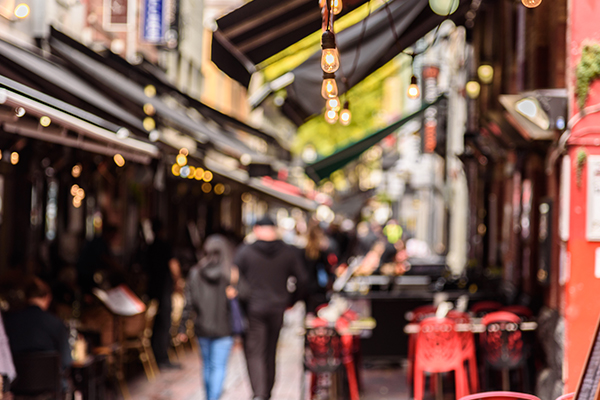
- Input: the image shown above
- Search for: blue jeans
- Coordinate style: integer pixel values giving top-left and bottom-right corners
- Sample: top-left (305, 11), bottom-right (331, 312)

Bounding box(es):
top-left (197, 336), bottom-right (234, 400)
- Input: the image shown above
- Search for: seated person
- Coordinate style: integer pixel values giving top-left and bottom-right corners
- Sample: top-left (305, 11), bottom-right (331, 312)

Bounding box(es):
top-left (3, 277), bottom-right (72, 375)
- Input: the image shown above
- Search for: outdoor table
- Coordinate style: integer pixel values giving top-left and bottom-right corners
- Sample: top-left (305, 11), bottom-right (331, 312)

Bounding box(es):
top-left (403, 319), bottom-right (538, 334)
top-left (303, 317), bottom-right (377, 336)
top-left (71, 354), bottom-right (107, 400)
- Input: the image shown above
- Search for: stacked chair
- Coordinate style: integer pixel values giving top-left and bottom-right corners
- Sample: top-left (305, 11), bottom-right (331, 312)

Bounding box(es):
top-left (480, 311), bottom-right (529, 392)
top-left (413, 317), bottom-right (469, 400)
top-left (448, 310), bottom-right (480, 393)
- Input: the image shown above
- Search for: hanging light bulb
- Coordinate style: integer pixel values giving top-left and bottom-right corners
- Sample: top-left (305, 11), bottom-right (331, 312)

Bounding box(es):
top-left (339, 102), bottom-right (352, 125)
top-left (321, 31), bottom-right (340, 73)
top-left (429, 0), bottom-right (459, 15)
top-left (331, 0), bottom-right (343, 15)
top-left (326, 97), bottom-right (341, 111)
top-left (407, 75), bottom-right (420, 99)
top-left (325, 109), bottom-right (338, 124)
top-left (321, 73), bottom-right (338, 99)
top-left (521, 0), bottom-right (542, 7)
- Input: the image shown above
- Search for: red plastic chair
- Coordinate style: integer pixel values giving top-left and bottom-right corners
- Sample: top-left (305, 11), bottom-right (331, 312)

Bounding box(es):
top-left (480, 312), bottom-right (529, 391)
top-left (470, 301), bottom-right (504, 317)
top-left (500, 305), bottom-right (533, 320)
top-left (458, 391), bottom-right (541, 400)
top-left (448, 310), bottom-right (480, 393)
top-left (407, 305), bottom-right (438, 384)
top-left (414, 317), bottom-right (469, 400)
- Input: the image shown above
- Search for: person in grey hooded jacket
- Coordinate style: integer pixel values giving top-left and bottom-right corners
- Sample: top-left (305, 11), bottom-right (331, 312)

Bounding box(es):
top-left (180, 234), bottom-right (239, 400)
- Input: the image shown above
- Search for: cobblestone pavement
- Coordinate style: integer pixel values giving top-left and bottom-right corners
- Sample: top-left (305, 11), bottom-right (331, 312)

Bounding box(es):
top-left (128, 304), bottom-right (407, 400)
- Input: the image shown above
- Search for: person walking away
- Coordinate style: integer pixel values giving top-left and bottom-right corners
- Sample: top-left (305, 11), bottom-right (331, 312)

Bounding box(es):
top-left (146, 219), bottom-right (182, 369)
top-left (179, 235), bottom-right (238, 400)
top-left (234, 216), bottom-right (308, 400)
top-left (303, 221), bottom-right (336, 314)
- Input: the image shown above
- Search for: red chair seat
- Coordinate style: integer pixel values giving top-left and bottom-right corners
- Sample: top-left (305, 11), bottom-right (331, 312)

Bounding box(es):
top-left (459, 391), bottom-right (541, 400)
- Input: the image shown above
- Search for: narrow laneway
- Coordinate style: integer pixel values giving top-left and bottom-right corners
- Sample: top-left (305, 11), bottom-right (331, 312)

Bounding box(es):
top-left (128, 304), bottom-right (408, 400)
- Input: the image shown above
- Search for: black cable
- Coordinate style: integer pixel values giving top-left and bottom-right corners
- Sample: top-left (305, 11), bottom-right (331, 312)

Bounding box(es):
top-left (339, 0), bottom-right (372, 93)
top-left (384, 0), bottom-right (454, 59)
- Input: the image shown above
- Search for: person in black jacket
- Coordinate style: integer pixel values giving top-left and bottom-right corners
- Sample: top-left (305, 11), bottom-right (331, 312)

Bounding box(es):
top-left (234, 216), bottom-right (308, 400)
top-left (180, 234), bottom-right (237, 400)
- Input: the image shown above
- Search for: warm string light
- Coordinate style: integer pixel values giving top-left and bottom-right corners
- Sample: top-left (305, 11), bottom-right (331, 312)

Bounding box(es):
top-left (331, 0), bottom-right (342, 15)
top-left (326, 97), bottom-right (341, 111)
top-left (13, 3), bottom-right (29, 19)
top-left (339, 101), bottom-right (352, 125)
top-left (321, 73), bottom-right (338, 99)
top-left (407, 75), bottom-right (420, 99)
top-left (325, 109), bottom-right (338, 124)
top-left (321, 31), bottom-right (340, 73)
top-left (521, 0), bottom-right (542, 7)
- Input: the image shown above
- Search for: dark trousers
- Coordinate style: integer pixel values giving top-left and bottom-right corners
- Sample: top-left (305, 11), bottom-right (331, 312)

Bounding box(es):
top-left (244, 309), bottom-right (285, 400)
top-left (151, 290), bottom-right (172, 364)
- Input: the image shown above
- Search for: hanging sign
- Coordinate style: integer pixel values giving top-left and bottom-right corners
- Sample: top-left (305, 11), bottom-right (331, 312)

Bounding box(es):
top-left (143, 0), bottom-right (165, 43)
top-left (104, 0), bottom-right (128, 31)
top-left (420, 65), bottom-right (446, 155)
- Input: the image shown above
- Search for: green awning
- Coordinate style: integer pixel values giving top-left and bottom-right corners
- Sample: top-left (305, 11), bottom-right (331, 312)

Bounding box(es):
top-left (305, 96), bottom-right (445, 182)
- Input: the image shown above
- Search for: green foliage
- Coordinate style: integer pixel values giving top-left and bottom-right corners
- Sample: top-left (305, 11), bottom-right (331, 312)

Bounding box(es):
top-left (576, 42), bottom-right (600, 110)
top-left (576, 147), bottom-right (587, 187)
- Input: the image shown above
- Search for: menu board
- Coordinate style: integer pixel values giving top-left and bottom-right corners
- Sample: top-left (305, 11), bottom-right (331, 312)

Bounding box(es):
top-left (93, 285), bottom-right (146, 316)
top-left (575, 315), bottom-right (600, 400)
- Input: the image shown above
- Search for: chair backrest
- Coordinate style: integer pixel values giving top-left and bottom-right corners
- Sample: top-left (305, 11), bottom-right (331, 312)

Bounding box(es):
top-left (415, 317), bottom-right (463, 373)
top-left (448, 310), bottom-right (475, 352)
top-left (481, 311), bottom-right (526, 369)
top-left (410, 305), bottom-right (438, 322)
top-left (458, 391), bottom-right (541, 400)
top-left (500, 305), bottom-right (533, 320)
top-left (10, 351), bottom-right (61, 397)
top-left (470, 301), bottom-right (504, 317)
top-left (304, 325), bottom-right (342, 373)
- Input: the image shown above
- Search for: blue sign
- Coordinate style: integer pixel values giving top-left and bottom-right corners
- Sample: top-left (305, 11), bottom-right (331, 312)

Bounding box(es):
top-left (143, 0), bottom-right (164, 43)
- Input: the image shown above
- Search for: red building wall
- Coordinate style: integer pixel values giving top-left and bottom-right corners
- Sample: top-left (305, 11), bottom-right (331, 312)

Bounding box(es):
top-left (565, 0), bottom-right (600, 391)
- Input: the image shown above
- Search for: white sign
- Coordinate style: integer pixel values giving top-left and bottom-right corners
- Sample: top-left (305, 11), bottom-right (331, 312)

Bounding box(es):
top-left (596, 247), bottom-right (600, 279)
top-left (559, 155), bottom-right (570, 241)
top-left (587, 155), bottom-right (600, 241)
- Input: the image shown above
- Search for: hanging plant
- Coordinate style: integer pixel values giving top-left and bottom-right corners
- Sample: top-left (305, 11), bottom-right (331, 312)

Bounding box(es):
top-left (576, 148), bottom-right (587, 187)
top-left (576, 42), bottom-right (600, 110)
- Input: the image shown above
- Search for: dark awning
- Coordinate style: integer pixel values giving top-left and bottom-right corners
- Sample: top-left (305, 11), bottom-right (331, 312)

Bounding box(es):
top-left (305, 96), bottom-right (443, 181)
top-left (211, 0), bottom-right (371, 87)
top-left (0, 38), bottom-right (146, 133)
top-left (0, 85), bottom-right (159, 163)
top-left (48, 28), bottom-right (287, 155)
top-left (47, 36), bottom-right (271, 162)
top-left (284, 0), bottom-right (470, 122)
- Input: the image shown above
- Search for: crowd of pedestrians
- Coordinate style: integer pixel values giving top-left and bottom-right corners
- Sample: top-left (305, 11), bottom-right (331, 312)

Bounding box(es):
top-left (0, 213), bottom-right (363, 400)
